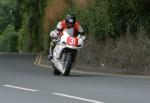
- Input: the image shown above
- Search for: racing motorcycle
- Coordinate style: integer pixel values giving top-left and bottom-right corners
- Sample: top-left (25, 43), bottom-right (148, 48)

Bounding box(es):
top-left (51, 28), bottom-right (85, 76)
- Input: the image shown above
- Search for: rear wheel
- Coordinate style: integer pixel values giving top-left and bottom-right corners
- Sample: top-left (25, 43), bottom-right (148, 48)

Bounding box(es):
top-left (52, 63), bottom-right (61, 75)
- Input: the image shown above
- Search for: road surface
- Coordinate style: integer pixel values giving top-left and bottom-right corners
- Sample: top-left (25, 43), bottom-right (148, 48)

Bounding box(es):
top-left (0, 53), bottom-right (150, 103)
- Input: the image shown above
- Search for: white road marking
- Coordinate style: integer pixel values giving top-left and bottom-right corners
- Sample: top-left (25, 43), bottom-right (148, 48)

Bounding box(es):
top-left (52, 93), bottom-right (104, 103)
top-left (3, 85), bottom-right (39, 92)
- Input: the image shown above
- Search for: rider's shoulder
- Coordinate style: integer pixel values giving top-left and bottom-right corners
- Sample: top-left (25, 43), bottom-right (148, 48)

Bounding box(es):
top-left (75, 21), bottom-right (81, 26)
top-left (57, 20), bottom-right (65, 29)
top-left (59, 20), bottom-right (66, 27)
top-left (59, 20), bottom-right (65, 24)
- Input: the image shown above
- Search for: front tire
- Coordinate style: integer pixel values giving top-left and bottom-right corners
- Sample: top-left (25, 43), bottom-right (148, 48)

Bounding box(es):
top-left (62, 54), bottom-right (73, 76)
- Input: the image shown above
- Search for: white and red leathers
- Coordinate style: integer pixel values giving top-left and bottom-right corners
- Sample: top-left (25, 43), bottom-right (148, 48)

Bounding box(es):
top-left (50, 20), bottom-right (84, 38)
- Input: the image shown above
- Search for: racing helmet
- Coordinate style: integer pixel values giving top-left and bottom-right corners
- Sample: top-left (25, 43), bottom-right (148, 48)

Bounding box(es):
top-left (65, 14), bottom-right (76, 28)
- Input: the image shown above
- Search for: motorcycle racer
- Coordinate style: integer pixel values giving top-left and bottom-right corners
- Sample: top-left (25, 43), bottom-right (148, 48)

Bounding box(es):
top-left (48, 14), bottom-right (86, 59)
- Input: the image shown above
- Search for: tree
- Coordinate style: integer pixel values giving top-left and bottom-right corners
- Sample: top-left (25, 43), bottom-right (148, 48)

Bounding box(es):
top-left (0, 1), bottom-right (14, 33)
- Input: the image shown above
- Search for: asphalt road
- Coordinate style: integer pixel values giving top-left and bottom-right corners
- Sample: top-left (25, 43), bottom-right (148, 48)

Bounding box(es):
top-left (0, 53), bottom-right (150, 103)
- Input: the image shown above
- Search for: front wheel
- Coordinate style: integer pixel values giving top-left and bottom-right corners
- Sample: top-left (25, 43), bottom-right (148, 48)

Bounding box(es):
top-left (62, 54), bottom-right (73, 76)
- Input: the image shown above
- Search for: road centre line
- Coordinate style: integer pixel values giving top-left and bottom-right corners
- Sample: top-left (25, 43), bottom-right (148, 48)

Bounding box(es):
top-left (3, 84), bottom-right (104, 103)
top-left (3, 85), bottom-right (39, 92)
top-left (52, 93), bottom-right (104, 103)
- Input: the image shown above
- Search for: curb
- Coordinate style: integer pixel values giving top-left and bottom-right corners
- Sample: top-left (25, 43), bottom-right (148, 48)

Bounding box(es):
top-left (34, 54), bottom-right (150, 79)
top-left (34, 53), bottom-right (52, 68)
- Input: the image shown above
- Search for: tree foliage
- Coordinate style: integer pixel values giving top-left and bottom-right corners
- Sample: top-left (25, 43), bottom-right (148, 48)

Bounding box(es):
top-left (68, 0), bottom-right (150, 40)
top-left (0, 0), bottom-right (48, 52)
top-left (0, 27), bottom-right (18, 52)
top-left (0, 0), bottom-right (14, 33)
top-left (13, 0), bottom-right (48, 52)
top-left (0, 0), bottom-right (150, 52)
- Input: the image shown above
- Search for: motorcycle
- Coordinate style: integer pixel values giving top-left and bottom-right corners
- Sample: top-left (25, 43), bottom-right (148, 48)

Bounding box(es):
top-left (51, 28), bottom-right (85, 76)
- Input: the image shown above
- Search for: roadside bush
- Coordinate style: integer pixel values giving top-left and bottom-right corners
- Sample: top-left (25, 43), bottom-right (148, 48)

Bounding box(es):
top-left (65, 0), bottom-right (150, 74)
top-left (0, 27), bottom-right (18, 52)
top-left (7, 32), bottom-right (18, 52)
top-left (66, 0), bottom-right (150, 39)
top-left (66, 0), bottom-right (113, 40)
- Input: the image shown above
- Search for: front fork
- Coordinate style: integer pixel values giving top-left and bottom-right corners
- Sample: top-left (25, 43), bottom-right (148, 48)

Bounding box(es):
top-left (61, 50), bottom-right (77, 66)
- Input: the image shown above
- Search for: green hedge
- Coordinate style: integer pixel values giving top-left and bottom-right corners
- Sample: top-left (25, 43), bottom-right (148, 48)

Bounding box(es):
top-left (0, 27), bottom-right (18, 52)
top-left (66, 0), bottom-right (150, 40)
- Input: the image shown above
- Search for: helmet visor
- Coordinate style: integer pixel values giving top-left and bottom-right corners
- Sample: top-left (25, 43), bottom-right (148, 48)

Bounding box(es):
top-left (66, 19), bottom-right (75, 28)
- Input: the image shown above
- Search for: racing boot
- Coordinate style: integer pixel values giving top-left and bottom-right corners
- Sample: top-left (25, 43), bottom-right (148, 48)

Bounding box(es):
top-left (47, 47), bottom-right (53, 60)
